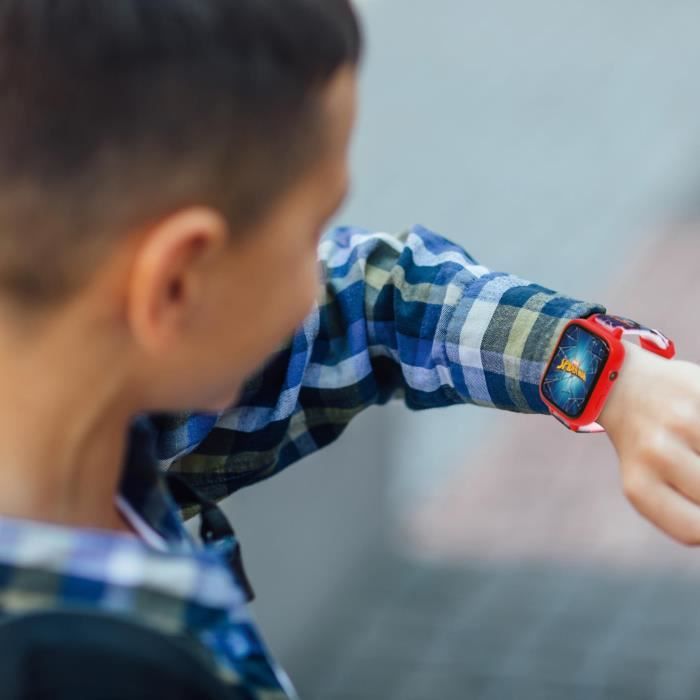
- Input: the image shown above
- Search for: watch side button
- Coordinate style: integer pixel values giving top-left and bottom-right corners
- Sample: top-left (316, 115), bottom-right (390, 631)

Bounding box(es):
top-left (609, 371), bottom-right (619, 381)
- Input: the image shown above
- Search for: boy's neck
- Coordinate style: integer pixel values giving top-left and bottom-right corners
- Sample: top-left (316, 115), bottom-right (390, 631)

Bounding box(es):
top-left (0, 311), bottom-right (137, 533)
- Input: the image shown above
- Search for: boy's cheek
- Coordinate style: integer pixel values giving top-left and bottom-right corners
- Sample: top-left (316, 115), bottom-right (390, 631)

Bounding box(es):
top-left (188, 254), bottom-right (320, 409)
top-left (206, 383), bottom-right (244, 412)
top-left (269, 260), bottom-right (320, 338)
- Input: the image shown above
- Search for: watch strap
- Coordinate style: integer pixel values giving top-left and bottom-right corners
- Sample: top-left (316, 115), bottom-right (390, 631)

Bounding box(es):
top-left (591, 314), bottom-right (676, 359)
top-left (552, 413), bottom-right (605, 434)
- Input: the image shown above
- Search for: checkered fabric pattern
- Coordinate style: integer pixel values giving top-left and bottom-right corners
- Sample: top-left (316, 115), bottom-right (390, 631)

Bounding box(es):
top-left (156, 225), bottom-right (604, 502)
top-left (0, 225), bottom-right (603, 698)
top-left (0, 418), bottom-right (296, 699)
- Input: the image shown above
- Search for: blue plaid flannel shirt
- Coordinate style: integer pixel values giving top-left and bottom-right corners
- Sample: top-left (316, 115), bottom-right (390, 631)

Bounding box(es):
top-left (0, 225), bottom-right (604, 698)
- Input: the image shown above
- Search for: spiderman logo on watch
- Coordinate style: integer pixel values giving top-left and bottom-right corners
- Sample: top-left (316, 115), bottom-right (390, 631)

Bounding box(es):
top-left (541, 324), bottom-right (610, 419)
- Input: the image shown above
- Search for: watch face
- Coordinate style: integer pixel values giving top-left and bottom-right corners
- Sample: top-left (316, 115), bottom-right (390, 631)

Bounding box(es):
top-left (541, 324), bottom-right (611, 419)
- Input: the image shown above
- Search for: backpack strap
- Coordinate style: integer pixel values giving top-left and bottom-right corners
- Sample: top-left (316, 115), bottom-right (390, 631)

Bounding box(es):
top-left (0, 609), bottom-right (246, 700)
top-left (166, 472), bottom-right (256, 603)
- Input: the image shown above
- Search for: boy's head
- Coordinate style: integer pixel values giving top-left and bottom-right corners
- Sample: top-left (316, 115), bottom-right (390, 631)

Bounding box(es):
top-left (0, 0), bottom-right (361, 412)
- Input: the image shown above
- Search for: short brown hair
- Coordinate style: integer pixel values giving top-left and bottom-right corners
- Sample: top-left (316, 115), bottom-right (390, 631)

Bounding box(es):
top-left (0, 0), bottom-right (362, 305)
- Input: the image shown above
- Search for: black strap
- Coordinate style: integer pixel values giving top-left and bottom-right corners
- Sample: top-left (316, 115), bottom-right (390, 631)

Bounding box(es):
top-left (0, 610), bottom-right (246, 699)
top-left (166, 472), bottom-right (256, 603)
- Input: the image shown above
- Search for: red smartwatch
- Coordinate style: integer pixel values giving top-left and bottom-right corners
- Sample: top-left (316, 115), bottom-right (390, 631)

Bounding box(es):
top-left (539, 314), bottom-right (676, 433)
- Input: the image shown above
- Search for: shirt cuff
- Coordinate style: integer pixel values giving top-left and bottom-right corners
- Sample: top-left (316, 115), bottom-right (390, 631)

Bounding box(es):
top-left (446, 270), bottom-right (606, 414)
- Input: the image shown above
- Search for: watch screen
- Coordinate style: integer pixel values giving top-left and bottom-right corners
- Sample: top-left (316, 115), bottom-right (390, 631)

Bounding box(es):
top-left (541, 324), bottom-right (610, 419)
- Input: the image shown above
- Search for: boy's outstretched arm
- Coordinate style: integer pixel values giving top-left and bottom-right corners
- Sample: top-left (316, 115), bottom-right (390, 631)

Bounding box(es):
top-left (153, 225), bottom-right (603, 498)
top-left (153, 225), bottom-right (700, 546)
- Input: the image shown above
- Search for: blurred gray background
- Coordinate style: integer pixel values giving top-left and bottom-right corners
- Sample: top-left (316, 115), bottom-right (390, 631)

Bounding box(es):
top-left (224, 2), bottom-right (700, 698)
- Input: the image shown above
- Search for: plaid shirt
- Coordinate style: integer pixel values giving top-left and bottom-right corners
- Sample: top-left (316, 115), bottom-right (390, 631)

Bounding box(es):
top-left (0, 225), bottom-right (603, 698)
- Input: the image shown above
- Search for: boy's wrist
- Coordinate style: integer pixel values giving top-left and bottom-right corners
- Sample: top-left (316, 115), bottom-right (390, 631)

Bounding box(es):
top-left (597, 340), bottom-right (645, 433)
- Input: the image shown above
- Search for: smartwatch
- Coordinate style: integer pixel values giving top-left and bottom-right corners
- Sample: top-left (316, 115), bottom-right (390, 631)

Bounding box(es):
top-left (539, 314), bottom-right (676, 433)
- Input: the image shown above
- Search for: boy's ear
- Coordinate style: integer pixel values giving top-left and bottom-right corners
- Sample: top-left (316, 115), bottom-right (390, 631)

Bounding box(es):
top-left (127, 207), bottom-right (229, 353)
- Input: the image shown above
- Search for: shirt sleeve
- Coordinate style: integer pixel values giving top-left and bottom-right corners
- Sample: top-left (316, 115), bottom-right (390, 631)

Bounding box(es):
top-left (152, 224), bottom-right (604, 500)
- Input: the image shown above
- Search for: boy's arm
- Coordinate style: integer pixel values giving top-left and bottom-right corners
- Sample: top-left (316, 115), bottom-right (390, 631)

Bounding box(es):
top-left (152, 225), bottom-right (603, 502)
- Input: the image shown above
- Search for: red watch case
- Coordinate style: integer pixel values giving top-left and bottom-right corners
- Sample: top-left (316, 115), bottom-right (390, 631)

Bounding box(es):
top-left (539, 316), bottom-right (627, 433)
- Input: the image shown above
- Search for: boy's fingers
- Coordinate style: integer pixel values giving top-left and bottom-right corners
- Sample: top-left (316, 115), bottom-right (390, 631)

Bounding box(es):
top-left (625, 475), bottom-right (700, 546)
top-left (690, 416), bottom-right (700, 456)
top-left (666, 396), bottom-right (700, 455)
top-left (655, 442), bottom-right (700, 507)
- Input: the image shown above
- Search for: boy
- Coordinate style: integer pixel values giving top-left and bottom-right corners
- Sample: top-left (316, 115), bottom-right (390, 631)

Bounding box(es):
top-left (0, 0), bottom-right (699, 697)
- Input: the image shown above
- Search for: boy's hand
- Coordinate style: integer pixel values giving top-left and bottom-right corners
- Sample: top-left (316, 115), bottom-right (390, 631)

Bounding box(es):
top-left (599, 342), bottom-right (700, 545)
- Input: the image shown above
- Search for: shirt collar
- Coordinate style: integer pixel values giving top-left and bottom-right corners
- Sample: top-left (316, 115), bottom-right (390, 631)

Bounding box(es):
top-left (0, 415), bottom-right (247, 634)
top-left (119, 415), bottom-right (193, 546)
top-left (0, 510), bottom-right (247, 634)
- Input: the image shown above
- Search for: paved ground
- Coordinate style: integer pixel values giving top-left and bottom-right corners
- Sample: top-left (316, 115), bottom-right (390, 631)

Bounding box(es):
top-left (302, 559), bottom-right (700, 700)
